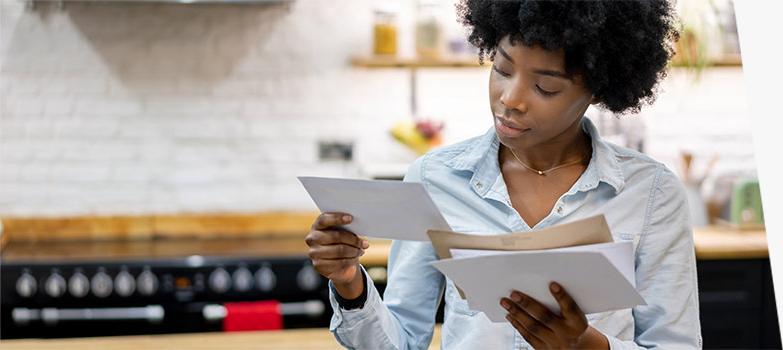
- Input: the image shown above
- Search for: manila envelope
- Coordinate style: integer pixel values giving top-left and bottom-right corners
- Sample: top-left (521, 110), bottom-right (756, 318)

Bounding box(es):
top-left (427, 214), bottom-right (614, 298)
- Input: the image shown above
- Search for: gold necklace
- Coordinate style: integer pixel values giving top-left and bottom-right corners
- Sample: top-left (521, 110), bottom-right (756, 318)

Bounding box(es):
top-left (508, 147), bottom-right (586, 176)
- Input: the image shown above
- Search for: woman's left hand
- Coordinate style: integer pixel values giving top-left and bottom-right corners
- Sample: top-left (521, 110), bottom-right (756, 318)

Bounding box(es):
top-left (500, 282), bottom-right (608, 349)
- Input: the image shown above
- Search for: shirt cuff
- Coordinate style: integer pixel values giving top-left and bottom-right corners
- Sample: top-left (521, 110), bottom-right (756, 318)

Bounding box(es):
top-left (604, 332), bottom-right (638, 350)
top-left (332, 268), bottom-right (368, 310)
top-left (328, 265), bottom-right (381, 331)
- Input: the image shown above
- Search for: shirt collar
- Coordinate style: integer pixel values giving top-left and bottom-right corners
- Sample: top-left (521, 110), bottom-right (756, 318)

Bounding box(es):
top-left (443, 117), bottom-right (625, 195)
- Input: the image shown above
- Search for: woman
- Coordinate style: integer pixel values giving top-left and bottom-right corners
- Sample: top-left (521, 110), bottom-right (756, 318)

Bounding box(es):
top-left (305, 1), bottom-right (701, 349)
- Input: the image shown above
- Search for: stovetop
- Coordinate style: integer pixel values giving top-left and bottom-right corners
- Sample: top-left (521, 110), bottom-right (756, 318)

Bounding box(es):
top-left (0, 237), bottom-right (330, 339)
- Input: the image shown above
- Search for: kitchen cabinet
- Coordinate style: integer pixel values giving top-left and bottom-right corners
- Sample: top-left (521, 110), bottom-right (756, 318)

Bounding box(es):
top-left (698, 258), bottom-right (781, 348)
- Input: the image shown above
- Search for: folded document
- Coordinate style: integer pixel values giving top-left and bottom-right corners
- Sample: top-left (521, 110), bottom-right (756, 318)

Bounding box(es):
top-left (432, 241), bottom-right (646, 323)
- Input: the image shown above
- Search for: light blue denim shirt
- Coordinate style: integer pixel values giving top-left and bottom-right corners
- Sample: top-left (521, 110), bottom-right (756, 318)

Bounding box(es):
top-left (327, 117), bottom-right (702, 349)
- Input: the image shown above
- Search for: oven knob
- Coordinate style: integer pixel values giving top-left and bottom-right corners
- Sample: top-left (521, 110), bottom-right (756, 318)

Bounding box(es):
top-left (137, 269), bottom-right (158, 296)
top-left (115, 269), bottom-right (136, 297)
top-left (209, 267), bottom-right (231, 293)
top-left (15, 272), bottom-right (37, 298)
top-left (232, 266), bottom-right (253, 292)
top-left (68, 271), bottom-right (90, 298)
top-left (44, 272), bottom-right (67, 298)
top-left (297, 264), bottom-right (321, 291)
top-left (91, 270), bottom-right (113, 298)
top-left (255, 265), bottom-right (276, 292)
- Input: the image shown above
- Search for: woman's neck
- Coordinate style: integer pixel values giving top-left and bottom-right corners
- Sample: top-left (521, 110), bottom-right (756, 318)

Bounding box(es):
top-left (500, 118), bottom-right (592, 171)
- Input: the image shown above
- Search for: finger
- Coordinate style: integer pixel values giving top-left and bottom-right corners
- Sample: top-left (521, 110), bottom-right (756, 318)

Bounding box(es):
top-left (549, 282), bottom-right (588, 327)
top-left (313, 212), bottom-right (352, 230)
top-left (509, 291), bottom-right (563, 332)
top-left (320, 230), bottom-right (369, 249)
top-left (312, 257), bottom-right (359, 275)
top-left (505, 313), bottom-right (550, 349)
top-left (309, 244), bottom-right (364, 260)
top-left (501, 298), bottom-right (557, 344)
top-left (306, 229), bottom-right (368, 249)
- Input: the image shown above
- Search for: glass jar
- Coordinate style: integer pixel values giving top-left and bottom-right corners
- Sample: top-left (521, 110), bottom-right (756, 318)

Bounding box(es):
top-left (373, 5), bottom-right (398, 56)
top-left (415, 0), bottom-right (444, 59)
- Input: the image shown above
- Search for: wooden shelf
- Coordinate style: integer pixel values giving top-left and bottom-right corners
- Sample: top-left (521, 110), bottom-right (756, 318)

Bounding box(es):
top-left (350, 52), bottom-right (741, 123)
top-left (353, 54), bottom-right (742, 69)
top-left (670, 53), bottom-right (743, 67)
top-left (350, 55), bottom-right (485, 68)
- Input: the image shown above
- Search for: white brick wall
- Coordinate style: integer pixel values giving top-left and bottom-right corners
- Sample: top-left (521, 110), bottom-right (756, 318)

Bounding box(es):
top-left (0, 0), bottom-right (756, 216)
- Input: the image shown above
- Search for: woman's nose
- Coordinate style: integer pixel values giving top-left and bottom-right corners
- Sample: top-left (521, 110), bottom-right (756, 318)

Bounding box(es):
top-left (500, 86), bottom-right (528, 114)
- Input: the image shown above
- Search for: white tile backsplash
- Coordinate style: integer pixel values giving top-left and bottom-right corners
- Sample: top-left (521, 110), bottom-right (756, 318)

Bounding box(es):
top-left (0, 0), bottom-right (756, 216)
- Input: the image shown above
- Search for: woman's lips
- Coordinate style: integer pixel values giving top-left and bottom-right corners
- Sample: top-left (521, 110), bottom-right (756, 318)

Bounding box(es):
top-left (495, 117), bottom-right (531, 137)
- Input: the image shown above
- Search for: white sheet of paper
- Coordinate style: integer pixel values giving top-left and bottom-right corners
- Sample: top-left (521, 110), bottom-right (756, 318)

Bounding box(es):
top-left (298, 176), bottom-right (451, 241)
top-left (431, 249), bottom-right (646, 322)
top-left (450, 241), bottom-right (636, 287)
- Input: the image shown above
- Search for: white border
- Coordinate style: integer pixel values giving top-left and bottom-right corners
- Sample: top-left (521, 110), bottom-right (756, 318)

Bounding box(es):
top-left (734, 0), bottom-right (783, 341)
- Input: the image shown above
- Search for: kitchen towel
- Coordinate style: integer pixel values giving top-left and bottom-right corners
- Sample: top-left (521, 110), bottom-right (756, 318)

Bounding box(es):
top-left (223, 300), bottom-right (282, 332)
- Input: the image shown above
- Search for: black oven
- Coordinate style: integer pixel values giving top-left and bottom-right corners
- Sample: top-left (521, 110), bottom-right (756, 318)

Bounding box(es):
top-left (0, 238), bottom-right (332, 339)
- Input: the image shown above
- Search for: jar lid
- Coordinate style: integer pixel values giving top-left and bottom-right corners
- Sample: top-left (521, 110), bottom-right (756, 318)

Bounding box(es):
top-left (374, 1), bottom-right (400, 15)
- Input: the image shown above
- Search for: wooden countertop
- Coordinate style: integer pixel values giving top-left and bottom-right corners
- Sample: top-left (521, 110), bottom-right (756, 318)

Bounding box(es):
top-left (692, 225), bottom-right (768, 260)
top-left (1, 226), bottom-right (767, 265)
top-left (0, 213), bottom-right (768, 263)
top-left (0, 326), bottom-right (442, 350)
top-left (361, 225), bottom-right (771, 264)
top-left (0, 236), bottom-right (391, 267)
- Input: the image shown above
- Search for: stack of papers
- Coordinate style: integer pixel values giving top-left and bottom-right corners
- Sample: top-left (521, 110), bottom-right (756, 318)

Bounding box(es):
top-left (299, 176), bottom-right (646, 322)
top-left (435, 242), bottom-right (644, 322)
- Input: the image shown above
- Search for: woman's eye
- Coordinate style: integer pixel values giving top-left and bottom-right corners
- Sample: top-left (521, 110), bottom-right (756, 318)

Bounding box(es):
top-left (492, 65), bottom-right (511, 77)
top-left (536, 85), bottom-right (559, 96)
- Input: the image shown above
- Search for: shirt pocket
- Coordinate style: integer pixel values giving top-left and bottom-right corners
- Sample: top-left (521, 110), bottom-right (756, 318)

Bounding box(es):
top-left (615, 231), bottom-right (641, 251)
top-left (445, 278), bottom-right (479, 316)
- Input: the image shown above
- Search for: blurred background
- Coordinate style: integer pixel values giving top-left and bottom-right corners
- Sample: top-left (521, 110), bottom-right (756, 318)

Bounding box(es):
top-left (0, 0), bottom-right (776, 349)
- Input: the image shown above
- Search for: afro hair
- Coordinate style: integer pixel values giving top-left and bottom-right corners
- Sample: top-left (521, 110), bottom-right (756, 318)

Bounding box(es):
top-left (457, 0), bottom-right (680, 114)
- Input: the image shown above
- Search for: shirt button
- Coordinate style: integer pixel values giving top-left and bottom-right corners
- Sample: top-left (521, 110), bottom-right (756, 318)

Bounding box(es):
top-left (475, 182), bottom-right (483, 189)
top-left (556, 206), bottom-right (563, 215)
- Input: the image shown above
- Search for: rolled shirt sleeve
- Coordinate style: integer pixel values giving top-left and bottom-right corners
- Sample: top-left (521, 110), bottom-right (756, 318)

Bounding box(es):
top-left (605, 166), bottom-right (702, 349)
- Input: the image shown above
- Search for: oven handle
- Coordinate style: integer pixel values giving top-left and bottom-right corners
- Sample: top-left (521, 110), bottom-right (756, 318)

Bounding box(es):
top-left (12, 305), bottom-right (165, 325)
top-left (202, 300), bottom-right (325, 321)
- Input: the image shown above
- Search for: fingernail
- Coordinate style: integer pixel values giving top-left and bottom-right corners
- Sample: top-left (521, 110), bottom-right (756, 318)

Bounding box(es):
top-left (362, 240), bottom-right (370, 249)
top-left (500, 300), bottom-right (510, 309)
top-left (342, 215), bottom-right (351, 223)
top-left (511, 293), bottom-right (522, 303)
top-left (550, 282), bottom-right (561, 293)
top-left (360, 249), bottom-right (365, 256)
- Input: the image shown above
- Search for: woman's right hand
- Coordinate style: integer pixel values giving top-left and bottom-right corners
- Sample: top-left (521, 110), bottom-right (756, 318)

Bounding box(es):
top-left (305, 212), bottom-right (369, 299)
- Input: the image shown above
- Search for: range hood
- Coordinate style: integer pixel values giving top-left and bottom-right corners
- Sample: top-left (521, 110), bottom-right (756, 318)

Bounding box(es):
top-left (27, 0), bottom-right (292, 5)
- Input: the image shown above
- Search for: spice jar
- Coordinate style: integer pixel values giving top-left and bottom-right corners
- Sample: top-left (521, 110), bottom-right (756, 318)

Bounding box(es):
top-left (373, 4), bottom-right (399, 56)
top-left (415, 0), bottom-right (444, 59)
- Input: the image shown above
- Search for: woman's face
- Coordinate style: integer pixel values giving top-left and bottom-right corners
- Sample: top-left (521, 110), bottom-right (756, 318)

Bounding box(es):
top-left (489, 36), bottom-right (595, 150)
